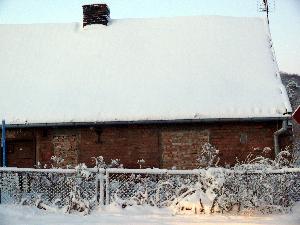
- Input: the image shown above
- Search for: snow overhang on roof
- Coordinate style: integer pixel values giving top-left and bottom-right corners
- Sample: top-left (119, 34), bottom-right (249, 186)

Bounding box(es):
top-left (0, 16), bottom-right (292, 125)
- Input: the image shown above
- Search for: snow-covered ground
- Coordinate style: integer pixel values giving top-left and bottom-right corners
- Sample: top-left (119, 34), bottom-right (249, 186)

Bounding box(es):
top-left (1, 203), bottom-right (300, 225)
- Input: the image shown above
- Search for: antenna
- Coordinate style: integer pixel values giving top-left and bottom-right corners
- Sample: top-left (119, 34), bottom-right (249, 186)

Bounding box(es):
top-left (264, 0), bottom-right (269, 24)
top-left (257, 0), bottom-right (275, 24)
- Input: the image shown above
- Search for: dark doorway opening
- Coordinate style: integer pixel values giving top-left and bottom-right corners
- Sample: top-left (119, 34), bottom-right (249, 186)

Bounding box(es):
top-left (6, 140), bottom-right (36, 168)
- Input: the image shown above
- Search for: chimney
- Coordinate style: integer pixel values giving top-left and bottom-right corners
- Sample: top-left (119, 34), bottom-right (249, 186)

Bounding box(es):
top-left (82, 4), bottom-right (110, 27)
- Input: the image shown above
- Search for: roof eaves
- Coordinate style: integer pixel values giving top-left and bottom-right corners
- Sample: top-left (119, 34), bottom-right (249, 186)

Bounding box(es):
top-left (2, 116), bottom-right (291, 129)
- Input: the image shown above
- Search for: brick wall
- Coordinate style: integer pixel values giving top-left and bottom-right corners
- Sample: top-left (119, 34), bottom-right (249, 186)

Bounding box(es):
top-left (79, 125), bottom-right (160, 168)
top-left (1, 120), bottom-right (291, 169)
top-left (161, 129), bottom-right (209, 169)
top-left (52, 129), bottom-right (80, 167)
top-left (34, 128), bottom-right (80, 167)
top-left (208, 122), bottom-right (277, 166)
top-left (35, 129), bottom-right (54, 166)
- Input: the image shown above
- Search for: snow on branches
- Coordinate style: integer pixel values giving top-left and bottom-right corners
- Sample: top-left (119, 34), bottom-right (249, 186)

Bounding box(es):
top-left (0, 145), bottom-right (299, 216)
top-left (197, 143), bottom-right (220, 168)
top-left (92, 156), bottom-right (123, 169)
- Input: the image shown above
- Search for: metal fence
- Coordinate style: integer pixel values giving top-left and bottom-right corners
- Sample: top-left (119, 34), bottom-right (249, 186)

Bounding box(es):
top-left (1, 167), bottom-right (300, 213)
top-left (0, 168), bottom-right (100, 208)
top-left (105, 169), bottom-right (200, 207)
top-left (105, 168), bottom-right (300, 213)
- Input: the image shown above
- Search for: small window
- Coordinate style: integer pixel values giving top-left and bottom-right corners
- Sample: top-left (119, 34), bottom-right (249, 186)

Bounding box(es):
top-left (240, 133), bottom-right (247, 145)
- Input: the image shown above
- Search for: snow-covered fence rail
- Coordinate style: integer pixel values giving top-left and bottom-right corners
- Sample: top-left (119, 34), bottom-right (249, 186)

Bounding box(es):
top-left (1, 167), bottom-right (300, 214)
top-left (0, 167), bottom-right (101, 210)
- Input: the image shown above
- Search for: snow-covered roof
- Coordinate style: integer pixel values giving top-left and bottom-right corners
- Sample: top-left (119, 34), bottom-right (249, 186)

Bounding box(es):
top-left (0, 16), bottom-right (292, 125)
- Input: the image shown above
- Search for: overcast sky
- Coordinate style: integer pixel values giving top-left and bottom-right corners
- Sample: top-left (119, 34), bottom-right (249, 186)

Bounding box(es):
top-left (0, 0), bottom-right (299, 74)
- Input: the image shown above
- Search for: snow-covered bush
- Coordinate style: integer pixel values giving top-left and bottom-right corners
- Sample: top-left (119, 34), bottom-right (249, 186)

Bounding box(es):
top-left (234, 146), bottom-right (298, 171)
top-left (107, 168), bottom-right (227, 214)
top-left (0, 145), bottom-right (299, 216)
top-left (109, 173), bottom-right (156, 208)
top-left (216, 169), bottom-right (299, 214)
top-left (197, 143), bottom-right (220, 168)
top-left (75, 163), bottom-right (92, 180)
top-left (0, 166), bottom-right (98, 215)
top-left (65, 170), bottom-right (91, 216)
top-left (213, 146), bottom-right (300, 214)
top-left (107, 144), bottom-right (299, 215)
top-left (107, 167), bottom-right (299, 215)
top-left (92, 156), bottom-right (123, 169)
top-left (63, 163), bottom-right (98, 215)
top-left (137, 159), bottom-right (145, 169)
top-left (35, 155), bottom-right (73, 169)
top-left (50, 156), bottom-right (65, 169)
top-left (92, 156), bottom-right (106, 168)
top-left (170, 168), bottom-right (226, 214)
top-left (65, 188), bottom-right (90, 215)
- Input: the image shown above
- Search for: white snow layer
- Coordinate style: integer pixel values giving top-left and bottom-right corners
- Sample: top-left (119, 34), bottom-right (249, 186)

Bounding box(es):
top-left (0, 16), bottom-right (292, 124)
top-left (1, 203), bottom-right (300, 225)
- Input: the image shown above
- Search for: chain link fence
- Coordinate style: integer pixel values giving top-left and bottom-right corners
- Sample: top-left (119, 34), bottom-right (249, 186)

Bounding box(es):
top-left (105, 168), bottom-right (300, 213)
top-left (0, 168), bottom-right (100, 209)
top-left (216, 170), bottom-right (300, 213)
top-left (1, 167), bottom-right (300, 214)
top-left (105, 169), bottom-right (200, 207)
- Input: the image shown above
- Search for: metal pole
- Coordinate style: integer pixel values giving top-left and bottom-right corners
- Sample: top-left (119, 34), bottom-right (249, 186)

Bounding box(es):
top-left (105, 170), bottom-right (110, 205)
top-left (1, 120), bottom-right (6, 167)
top-left (99, 170), bottom-right (104, 207)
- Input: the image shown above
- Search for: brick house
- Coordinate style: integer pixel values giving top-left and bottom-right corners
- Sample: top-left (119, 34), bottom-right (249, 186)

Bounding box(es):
top-left (0, 5), bottom-right (292, 169)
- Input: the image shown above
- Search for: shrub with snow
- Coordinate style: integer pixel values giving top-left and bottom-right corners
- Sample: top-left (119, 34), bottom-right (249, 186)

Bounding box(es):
top-left (92, 156), bottom-right (123, 169)
top-left (107, 144), bottom-right (299, 215)
top-left (0, 146), bottom-right (299, 216)
top-left (197, 143), bottom-right (220, 168)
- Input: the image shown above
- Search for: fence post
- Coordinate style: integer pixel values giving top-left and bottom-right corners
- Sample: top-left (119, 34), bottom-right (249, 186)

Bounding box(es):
top-left (95, 172), bottom-right (99, 205)
top-left (105, 170), bottom-right (110, 205)
top-left (99, 169), bottom-right (104, 207)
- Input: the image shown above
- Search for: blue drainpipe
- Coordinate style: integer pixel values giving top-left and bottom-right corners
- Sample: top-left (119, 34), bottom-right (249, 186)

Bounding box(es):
top-left (1, 120), bottom-right (6, 167)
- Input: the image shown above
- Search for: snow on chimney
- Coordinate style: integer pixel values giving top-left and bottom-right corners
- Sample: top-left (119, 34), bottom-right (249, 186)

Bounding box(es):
top-left (82, 4), bottom-right (110, 27)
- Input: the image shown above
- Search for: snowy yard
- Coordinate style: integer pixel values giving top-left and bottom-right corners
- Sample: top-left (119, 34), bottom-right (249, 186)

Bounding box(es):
top-left (1, 203), bottom-right (300, 225)
top-left (1, 160), bottom-right (299, 225)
